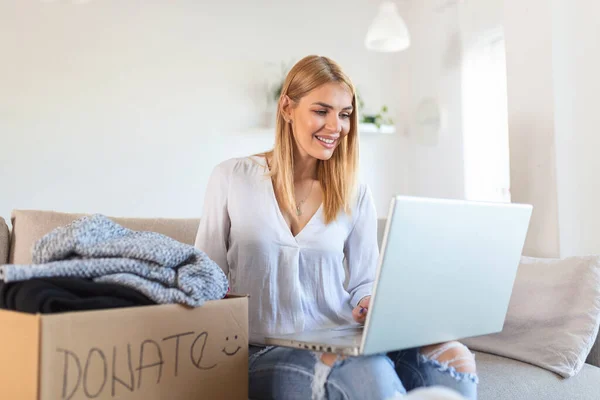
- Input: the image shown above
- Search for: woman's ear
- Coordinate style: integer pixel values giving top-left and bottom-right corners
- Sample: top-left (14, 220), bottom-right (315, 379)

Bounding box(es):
top-left (279, 95), bottom-right (294, 123)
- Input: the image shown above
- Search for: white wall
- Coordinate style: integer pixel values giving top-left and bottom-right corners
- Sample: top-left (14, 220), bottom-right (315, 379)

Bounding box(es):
top-left (501, 1), bottom-right (600, 258)
top-left (503, 0), bottom-right (560, 257)
top-left (401, 1), bottom-right (465, 199)
top-left (0, 0), bottom-right (410, 223)
top-left (551, 1), bottom-right (600, 257)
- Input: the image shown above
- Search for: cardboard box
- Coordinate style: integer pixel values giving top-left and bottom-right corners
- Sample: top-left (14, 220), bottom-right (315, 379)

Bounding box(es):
top-left (0, 296), bottom-right (248, 400)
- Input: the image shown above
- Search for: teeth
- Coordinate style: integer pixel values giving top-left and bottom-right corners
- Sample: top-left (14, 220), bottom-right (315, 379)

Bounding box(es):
top-left (316, 136), bottom-right (335, 144)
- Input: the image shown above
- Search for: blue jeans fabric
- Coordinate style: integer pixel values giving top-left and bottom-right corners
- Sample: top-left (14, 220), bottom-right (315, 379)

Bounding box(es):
top-left (248, 345), bottom-right (478, 400)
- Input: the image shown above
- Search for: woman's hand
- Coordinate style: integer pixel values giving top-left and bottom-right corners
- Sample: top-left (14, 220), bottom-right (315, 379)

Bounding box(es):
top-left (352, 295), bottom-right (371, 324)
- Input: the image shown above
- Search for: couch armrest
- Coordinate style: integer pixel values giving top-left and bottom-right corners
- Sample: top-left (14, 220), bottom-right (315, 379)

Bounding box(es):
top-left (0, 217), bottom-right (9, 265)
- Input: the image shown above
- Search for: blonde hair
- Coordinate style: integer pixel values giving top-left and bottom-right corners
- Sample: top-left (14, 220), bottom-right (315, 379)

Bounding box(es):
top-left (260, 55), bottom-right (359, 224)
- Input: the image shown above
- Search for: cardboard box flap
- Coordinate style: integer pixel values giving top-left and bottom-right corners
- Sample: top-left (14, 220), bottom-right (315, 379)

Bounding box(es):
top-left (40, 298), bottom-right (248, 400)
top-left (0, 310), bottom-right (41, 400)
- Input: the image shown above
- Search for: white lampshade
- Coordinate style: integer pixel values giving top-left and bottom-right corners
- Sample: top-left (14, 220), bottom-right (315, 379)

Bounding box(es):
top-left (365, 1), bottom-right (411, 52)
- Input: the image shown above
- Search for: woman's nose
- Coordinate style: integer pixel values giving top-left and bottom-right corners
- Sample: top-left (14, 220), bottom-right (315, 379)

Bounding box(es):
top-left (325, 114), bottom-right (342, 133)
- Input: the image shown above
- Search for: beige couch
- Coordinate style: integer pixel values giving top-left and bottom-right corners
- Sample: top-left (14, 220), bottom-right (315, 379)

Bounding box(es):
top-left (1, 210), bottom-right (599, 400)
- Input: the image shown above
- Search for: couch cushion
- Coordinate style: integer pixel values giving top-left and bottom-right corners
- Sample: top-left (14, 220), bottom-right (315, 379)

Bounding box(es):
top-left (0, 217), bottom-right (9, 265)
top-left (475, 351), bottom-right (600, 400)
top-left (9, 210), bottom-right (200, 264)
top-left (463, 255), bottom-right (600, 378)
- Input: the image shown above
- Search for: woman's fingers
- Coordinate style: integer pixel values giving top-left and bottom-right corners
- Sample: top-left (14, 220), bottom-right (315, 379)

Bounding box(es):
top-left (352, 295), bottom-right (371, 323)
top-left (352, 304), bottom-right (368, 323)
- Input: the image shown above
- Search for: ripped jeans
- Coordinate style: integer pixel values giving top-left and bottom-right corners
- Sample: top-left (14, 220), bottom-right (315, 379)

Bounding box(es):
top-left (248, 343), bottom-right (478, 400)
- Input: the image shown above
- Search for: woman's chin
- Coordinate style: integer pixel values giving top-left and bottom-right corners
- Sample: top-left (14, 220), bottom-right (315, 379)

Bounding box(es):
top-left (308, 148), bottom-right (335, 161)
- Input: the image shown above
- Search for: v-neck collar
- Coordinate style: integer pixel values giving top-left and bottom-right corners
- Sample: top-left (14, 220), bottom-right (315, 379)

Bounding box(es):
top-left (252, 156), bottom-right (323, 242)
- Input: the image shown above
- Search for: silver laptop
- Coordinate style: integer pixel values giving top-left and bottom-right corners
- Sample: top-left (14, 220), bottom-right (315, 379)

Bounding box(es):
top-left (264, 195), bottom-right (533, 356)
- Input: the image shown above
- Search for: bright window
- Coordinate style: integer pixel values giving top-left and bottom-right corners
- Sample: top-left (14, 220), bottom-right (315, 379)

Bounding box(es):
top-left (462, 28), bottom-right (511, 203)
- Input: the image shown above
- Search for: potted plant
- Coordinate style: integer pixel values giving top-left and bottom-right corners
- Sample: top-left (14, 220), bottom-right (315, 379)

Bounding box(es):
top-left (357, 90), bottom-right (394, 130)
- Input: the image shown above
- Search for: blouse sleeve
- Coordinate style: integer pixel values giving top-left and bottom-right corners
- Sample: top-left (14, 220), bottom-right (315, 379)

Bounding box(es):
top-left (194, 160), bottom-right (232, 277)
top-left (344, 184), bottom-right (380, 307)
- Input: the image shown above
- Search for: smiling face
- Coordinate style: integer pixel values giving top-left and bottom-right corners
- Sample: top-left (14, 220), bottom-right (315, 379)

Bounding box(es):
top-left (222, 334), bottom-right (241, 356)
top-left (282, 82), bottom-right (354, 161)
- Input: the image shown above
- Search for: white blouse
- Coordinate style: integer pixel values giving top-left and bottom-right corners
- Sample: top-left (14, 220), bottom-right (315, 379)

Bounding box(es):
top-left (194, 156), bottom-right (379, 344)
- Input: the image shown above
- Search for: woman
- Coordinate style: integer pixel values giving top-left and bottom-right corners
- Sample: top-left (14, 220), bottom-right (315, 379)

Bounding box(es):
top-left (195, 55), bottom-right (478, 400)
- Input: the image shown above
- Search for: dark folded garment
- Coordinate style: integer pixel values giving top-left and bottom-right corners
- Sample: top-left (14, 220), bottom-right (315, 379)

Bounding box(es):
top-left (0, 277), bottom-right (156, 314)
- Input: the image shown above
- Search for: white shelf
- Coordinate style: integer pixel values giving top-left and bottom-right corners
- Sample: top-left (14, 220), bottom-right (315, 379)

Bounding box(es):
top-left (358, 123), bottom-right (396, 135)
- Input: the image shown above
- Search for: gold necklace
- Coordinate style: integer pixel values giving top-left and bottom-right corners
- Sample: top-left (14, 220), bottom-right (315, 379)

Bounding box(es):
top-left (295, 180), bottom-right (315, 217)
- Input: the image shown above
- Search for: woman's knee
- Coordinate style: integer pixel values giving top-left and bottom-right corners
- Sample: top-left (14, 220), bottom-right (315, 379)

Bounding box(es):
top-left (319, 352), bottom-right (344, 366)
top-left (417, 342), bottom-right (478, 400)
top-left (420, 341), bottom-right (477, 373)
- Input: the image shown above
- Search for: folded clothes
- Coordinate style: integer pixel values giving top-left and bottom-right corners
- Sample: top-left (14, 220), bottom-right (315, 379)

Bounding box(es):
top-left (0, 277), bottom-right (155, 314)
top-left (0, 214), bottom-right (229, 307)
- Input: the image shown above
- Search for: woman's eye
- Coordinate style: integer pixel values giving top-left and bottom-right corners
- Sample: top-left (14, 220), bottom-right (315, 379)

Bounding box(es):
top-left (314, 110), bottom-right (327, 116)
top-left (341, 113), bottom-right (351, 119)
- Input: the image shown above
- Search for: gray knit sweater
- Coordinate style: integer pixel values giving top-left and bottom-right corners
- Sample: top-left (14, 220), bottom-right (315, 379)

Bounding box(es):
top-left (0, 214), bottom-right (228, 306)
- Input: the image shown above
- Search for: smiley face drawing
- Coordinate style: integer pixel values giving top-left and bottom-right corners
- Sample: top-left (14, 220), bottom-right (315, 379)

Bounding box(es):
top-left (222, 335), bottom-right (242, 356)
